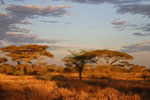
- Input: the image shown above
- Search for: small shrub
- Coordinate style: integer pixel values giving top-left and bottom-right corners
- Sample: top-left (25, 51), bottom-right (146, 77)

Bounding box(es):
top-left (89, 73), bottom-right (97, 78)
top-left (0, 64), bottom-right (15, 75)
top-left (63, 67), bottom-right (72, 73)
top-left (37, 73), bottom-right (53, 81)
top-left (33, 67), bottom-right (45, 75)
top-left (100, 76), bottom-right (112, 80)
top-left (51, 75), bottom-right (65, 81)
top-left (13, 70), bottom-right (24, 76)
top-left (141, 73), bottom-right (149, 80)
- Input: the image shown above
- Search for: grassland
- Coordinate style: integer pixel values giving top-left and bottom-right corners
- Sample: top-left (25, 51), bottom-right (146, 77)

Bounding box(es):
top-left (0, 72), bottom-right (150, 100)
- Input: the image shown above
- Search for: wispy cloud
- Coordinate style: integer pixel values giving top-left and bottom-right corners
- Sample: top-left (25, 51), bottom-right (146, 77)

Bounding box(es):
top-left (65, 0), bottom-right (150, 37)
top-left (40, 20), bottom-right (60, 23)
top-left (48, 45), bottom-right (73, 51)
top-left (112, 19), bottom-right (126, 25)
top-left (116, 4), bottom-right (150, 36)
top-left (136, 24), bottom-right (150, 32)
top-left (9, 25), bottom-right (31, 33)
top-left (117, 4), bottom-right (150, 18)
top-left (6, 5), bottom-right (72, 17)
top-left (0, 4), bottom-right (72, 46)
top-left (5, 33), bottom-right (69, 44)
top-left (54, 0), bottom-right (145, 5)
top-left (133, 32), bottom-right (150, 37)
top-left (111, 19), bottom-right (128, 31)
top-left (121, 41), bottom-right (150, 53)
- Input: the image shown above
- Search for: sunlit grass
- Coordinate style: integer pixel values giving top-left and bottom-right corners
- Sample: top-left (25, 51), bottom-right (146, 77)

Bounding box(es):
top-left (0, 73), bottom-right (150, 100)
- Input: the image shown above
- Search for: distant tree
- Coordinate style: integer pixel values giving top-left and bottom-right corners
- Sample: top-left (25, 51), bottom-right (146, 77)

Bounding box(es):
top-left (146, 68), bottom-right (150, 73)
top-left (63, 50), bottom-right (95, 81)
top-left (141, 73), bottom-right (149, 80)
top-left (91, 50), bottom-right (133, 66)
top-left (89, 50), bottom-right (133, 73)
top-left (64, 67), bottom-right (73, 73)
top-left (129, 64), bottom-right (146, 72)
top-left (0, 57), bottom-right (7, 64)
top-left (1, 44), bottom-right (54, 68)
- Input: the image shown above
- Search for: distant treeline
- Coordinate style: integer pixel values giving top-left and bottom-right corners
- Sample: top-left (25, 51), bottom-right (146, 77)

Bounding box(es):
top-left (0, 44), bottom-right (149, 80)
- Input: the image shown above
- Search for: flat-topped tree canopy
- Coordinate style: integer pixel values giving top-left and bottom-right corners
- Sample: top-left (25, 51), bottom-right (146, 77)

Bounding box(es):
top-left (63, 50), bottom-right (96, 80)
top-left (1, 44), bottom-right (54, 67)
top-left (90, 49), bottom-right (133, 66)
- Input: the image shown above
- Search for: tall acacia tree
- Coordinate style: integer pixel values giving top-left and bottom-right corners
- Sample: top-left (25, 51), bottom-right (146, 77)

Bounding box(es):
top-left (91, 50), bottom-right (133, 66)
top-left (1, 44), bottom-right (54, 68)
top-left (63, 50), bottom-right (95, 81)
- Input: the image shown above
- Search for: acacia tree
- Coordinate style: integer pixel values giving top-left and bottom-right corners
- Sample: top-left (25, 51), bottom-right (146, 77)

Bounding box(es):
top-left (89, 50), bottom-right (133, 73)
top-left (1, 44), bottom-right (54, 68)
top-left (91, 50), bottom-right (133, 66)
top-left (63, 50), bottom-right (95, 81)
top-left (0, 57), bottom-right (7, 64)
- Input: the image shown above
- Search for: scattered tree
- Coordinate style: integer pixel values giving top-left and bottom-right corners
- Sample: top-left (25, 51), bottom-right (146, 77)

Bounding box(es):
top-left (141, 74), bottom-right (149, 80)
top-left (91, 49), bottom-right (133, 66)
top-left (1, 44), bottom-right (54, 68)
top-left (63, 50), bottom-right (95, 81)
top-left (129, 64), bottom-right (146, 72)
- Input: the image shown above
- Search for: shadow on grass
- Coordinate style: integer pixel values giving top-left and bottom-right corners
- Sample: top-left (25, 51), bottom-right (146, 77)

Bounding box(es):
top-left (0, 85), bottom-right (5, 100)
top-left (52, 76), bottom-right (150, 100)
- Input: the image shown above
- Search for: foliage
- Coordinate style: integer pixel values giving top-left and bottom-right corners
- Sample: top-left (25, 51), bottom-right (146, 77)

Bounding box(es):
top-left (0, 64), bottom-right (34, 75)
top-left (90, 49), bottom-right (133, 66)
top-left (0, 57), bottom-right (8, 64)
top-left (63, 50), bottom-right (96, 80)
top-left (0, 45), bottom-right (148, 78)
top-left (1, 44), bottom-right (54, 68)
top-left (140, 72), bottom-right (149, 80)
top-left (37, 73), bottom-right (53, 80)
top-left (63, 67), bottom-right (73, 73)
top-left (0, 64), bottom-right (15, 75)
top-left (32, 67), bottom-right (46, 75)
top-left (129, 64), bottom-right (146, 72)
top-left (43, 64), bottom-right (57, 72)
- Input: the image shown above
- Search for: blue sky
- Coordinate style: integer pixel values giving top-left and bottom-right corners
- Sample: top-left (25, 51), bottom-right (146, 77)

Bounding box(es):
top-left (0, 0), bottom-right (150, 67)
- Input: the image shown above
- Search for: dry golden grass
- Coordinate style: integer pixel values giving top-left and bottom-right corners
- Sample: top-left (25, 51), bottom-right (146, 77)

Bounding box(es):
top-left (82, 72), bottom-right (150, 80)
top-left (0, 73), bottom-right (149, 100)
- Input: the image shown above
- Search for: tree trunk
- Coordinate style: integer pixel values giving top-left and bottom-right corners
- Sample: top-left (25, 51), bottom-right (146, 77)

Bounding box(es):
top-left (24, 66), bottom-right (27, 74)
top-left (28, 61), bottom-right (34, 68)
top-left (78, 68), bottom-right (82, 81)
top-left (34, 56), bottom-right (40, 67)
top-left (17, 61), bottom-right (21, 65)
